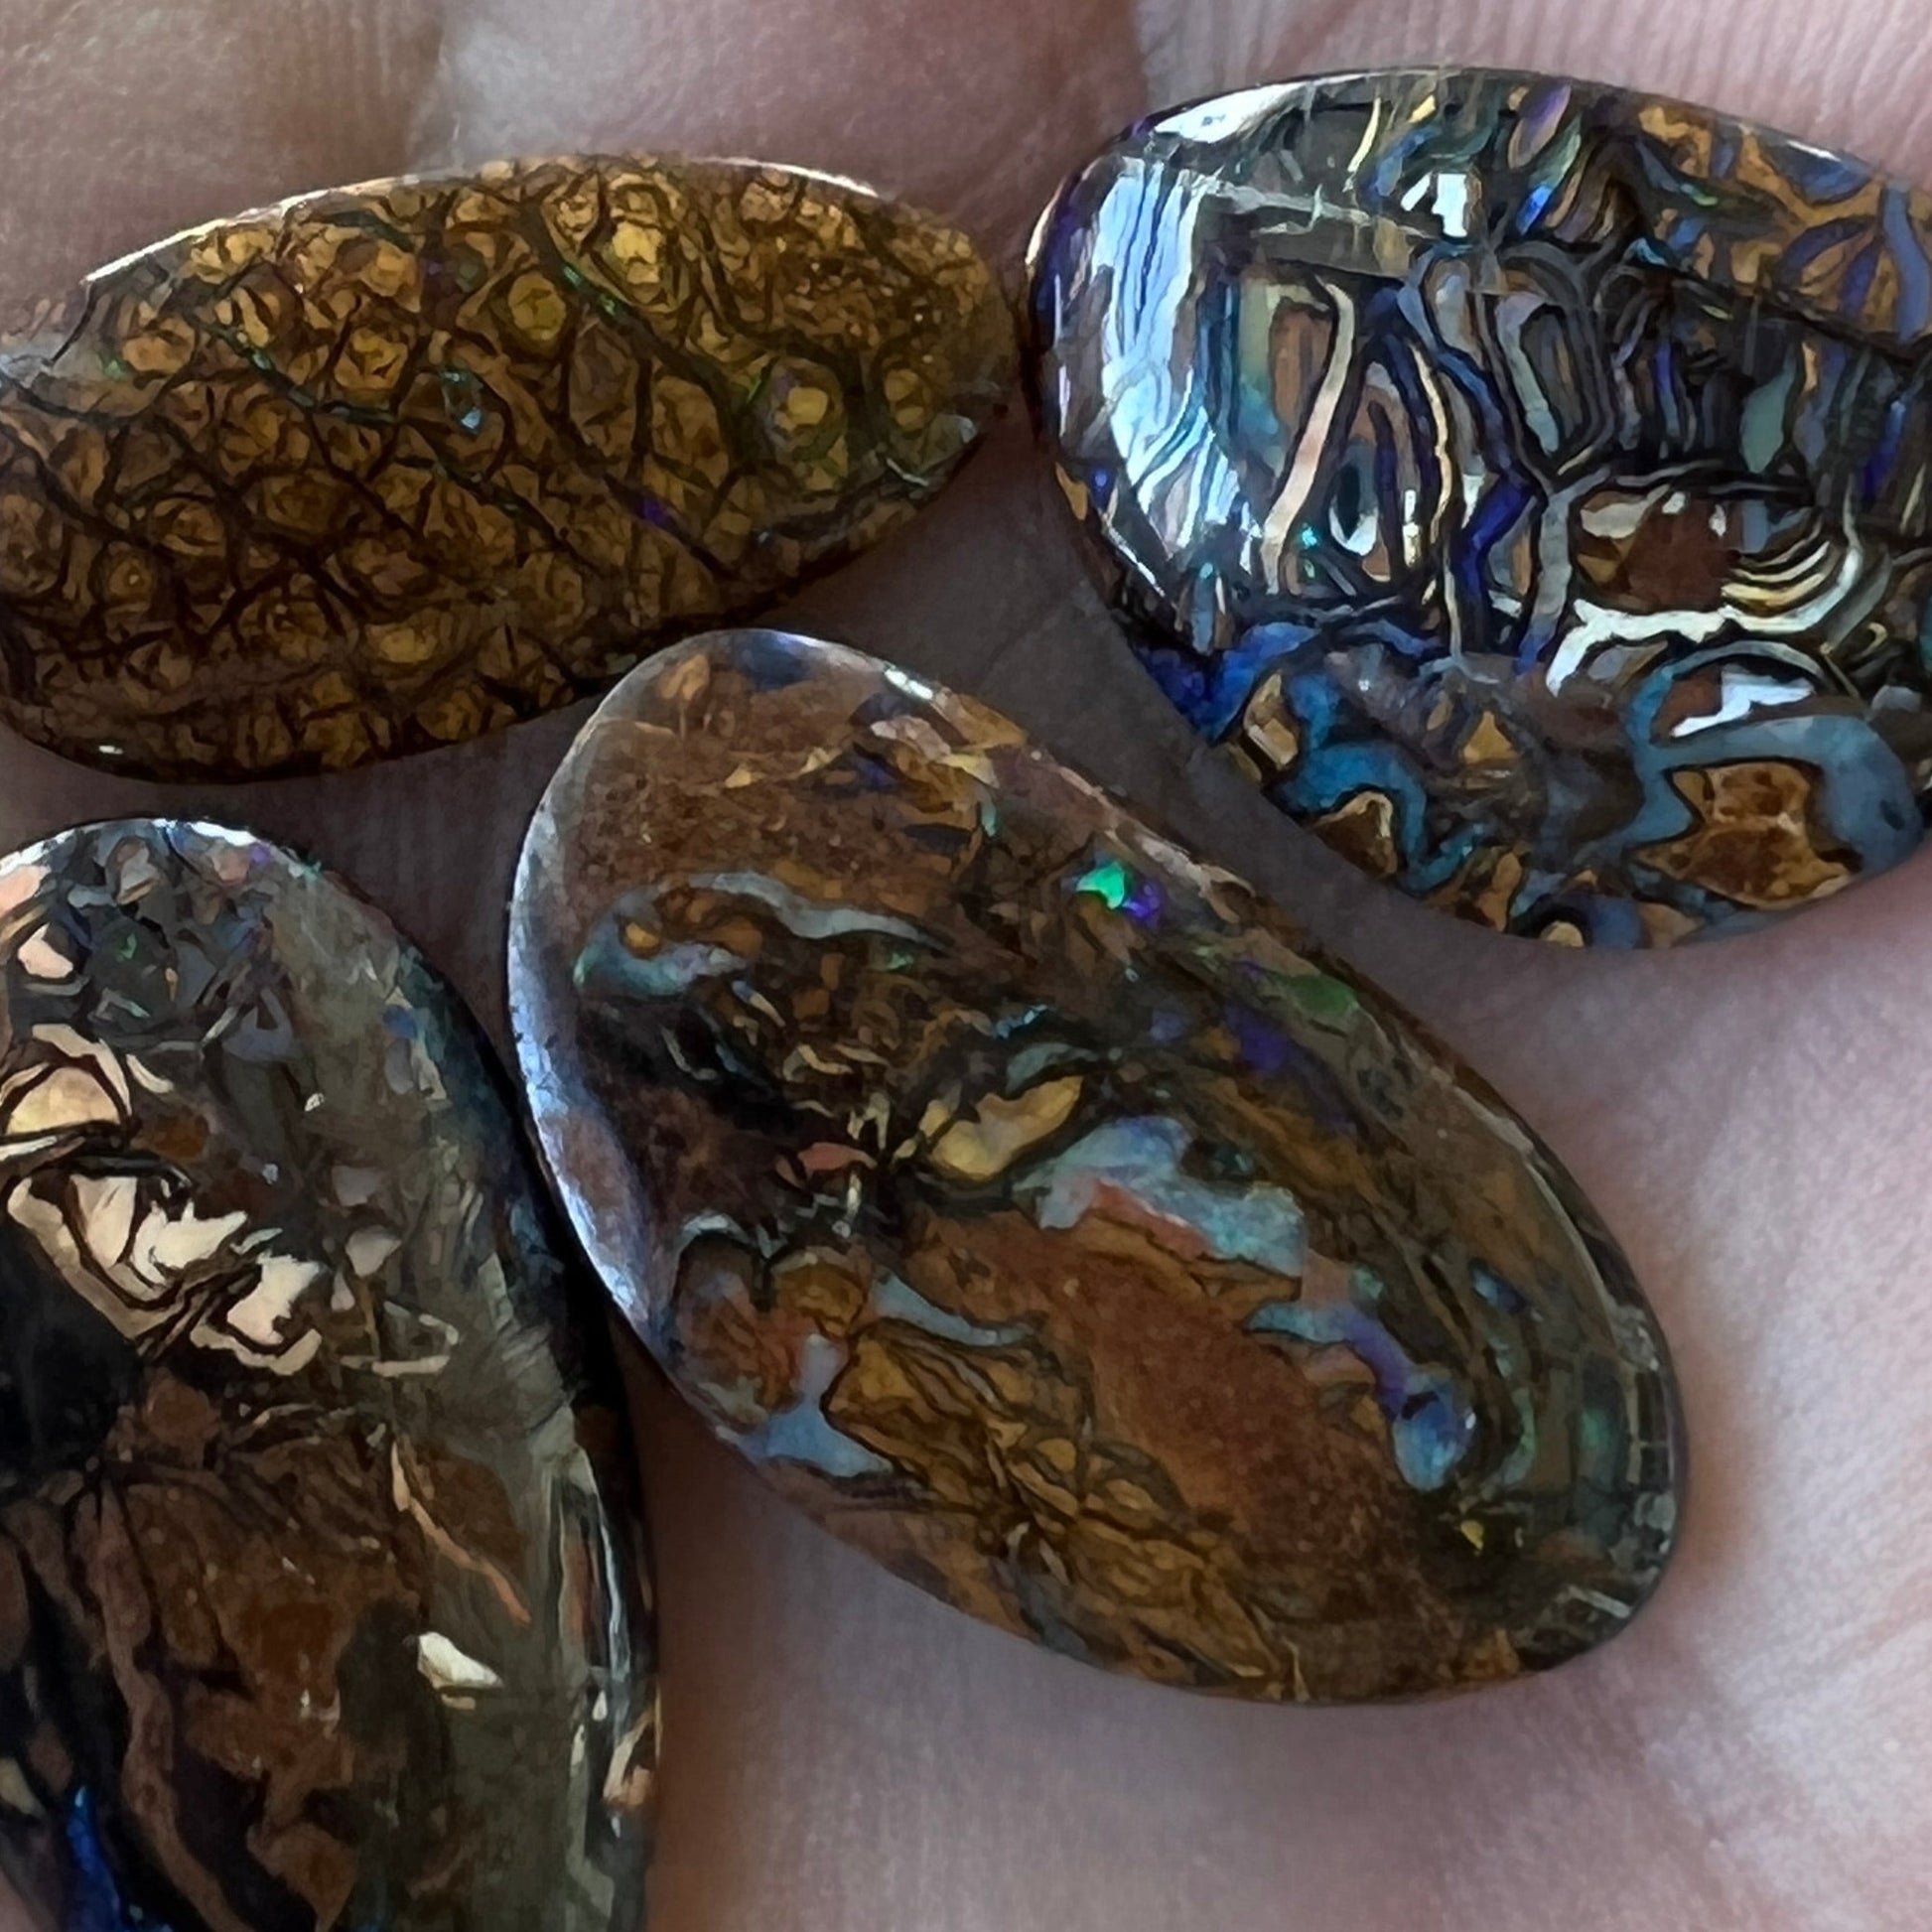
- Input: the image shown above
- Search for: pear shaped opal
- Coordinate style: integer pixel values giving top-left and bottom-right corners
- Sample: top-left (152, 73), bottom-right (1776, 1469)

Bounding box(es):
top-left (510, 629), bottom-right (1682, 1701)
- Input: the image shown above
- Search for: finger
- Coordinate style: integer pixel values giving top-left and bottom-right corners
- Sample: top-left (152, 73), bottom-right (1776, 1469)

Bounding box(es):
top-left (415, 0), bottom-right (1150, 254)
top-left (0, 0), bottom-right (445, 311)
top-left (1105, 10), bottom-right (1932, 1932)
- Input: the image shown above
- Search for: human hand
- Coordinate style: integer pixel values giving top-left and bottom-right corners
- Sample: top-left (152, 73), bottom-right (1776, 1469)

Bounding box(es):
top-left (1, 2), bottom-right (1927, 1927)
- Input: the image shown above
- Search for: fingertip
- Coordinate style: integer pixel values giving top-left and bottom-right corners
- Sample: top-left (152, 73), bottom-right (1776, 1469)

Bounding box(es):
top-left (414, 0), bottom-right (1151, 257)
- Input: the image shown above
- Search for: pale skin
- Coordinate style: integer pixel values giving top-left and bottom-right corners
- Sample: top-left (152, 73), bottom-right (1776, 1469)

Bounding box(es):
top-left (0, 0), bottom-right (1928, 1927)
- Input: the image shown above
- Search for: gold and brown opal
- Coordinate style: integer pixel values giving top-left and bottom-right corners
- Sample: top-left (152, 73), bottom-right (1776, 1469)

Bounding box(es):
top-left (0, 158), bottom-right (1013, 778)
top-left (0, 822), bottom-right (655, 1931)
top-left (509, 629), bottom-right (1684, 1703)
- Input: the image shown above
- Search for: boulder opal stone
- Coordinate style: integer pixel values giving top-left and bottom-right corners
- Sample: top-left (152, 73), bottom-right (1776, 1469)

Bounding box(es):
top-left (509, 629), bottom-right (1683, 1702)
top-left (0, 157), bottom-right (1013, 779)
top-left (1030, 69), bottom-right (1932, 945)
top-left (0, 823), bottom-right (655, 1932)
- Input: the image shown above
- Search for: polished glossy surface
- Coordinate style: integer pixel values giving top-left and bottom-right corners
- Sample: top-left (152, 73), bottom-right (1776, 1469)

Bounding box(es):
top-left (0, 157), bottom-right (1013, 779)
top-left (1030, 69), bottom-right (1932, 945)
top-left (510, 629), bottom-right (1682, 1702)
top-left (0, 822), bottom-right (654, 1932)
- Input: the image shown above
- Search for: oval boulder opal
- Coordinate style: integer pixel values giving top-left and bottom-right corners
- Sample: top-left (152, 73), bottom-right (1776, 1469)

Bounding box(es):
top-left (0, 823), bottom-right (654, 1931)
top-left (509, 629), bottom-right (1683, 1702)
top-left (1030, 69), bottom-right (1932, 945)
top-left (0, 157), bottom-right (1013, 779)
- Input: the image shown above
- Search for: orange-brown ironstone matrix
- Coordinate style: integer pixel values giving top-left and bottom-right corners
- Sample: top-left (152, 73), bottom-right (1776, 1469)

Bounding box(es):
top-left (0, 158), bottom-right (1015, 778)
top-left (0, 821), bottom-right (655, 1932)
top-left (510, 629), bottom-right (1685, 1703)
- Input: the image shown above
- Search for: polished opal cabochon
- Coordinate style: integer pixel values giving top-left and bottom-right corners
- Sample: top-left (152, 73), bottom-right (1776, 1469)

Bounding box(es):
top-left (0, 822), bottom-right (654, 1932)
top-left (0, 155), bottom-right (1014, 779)
top-left (510, 628), bottom-right (1683, 1702)
top-left (1031, 69), bottom-right (1932, 944)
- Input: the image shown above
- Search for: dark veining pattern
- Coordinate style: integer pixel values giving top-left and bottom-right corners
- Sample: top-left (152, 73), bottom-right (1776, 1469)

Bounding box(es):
top-left (510, 629), bottom-right (1682, 1702)
top-left (1030, 69), bottom-right (1932, 944)
top-left (0, 157), bottom-right (1013, 778)
top-left (0, 822), bottom-right (654, 1932)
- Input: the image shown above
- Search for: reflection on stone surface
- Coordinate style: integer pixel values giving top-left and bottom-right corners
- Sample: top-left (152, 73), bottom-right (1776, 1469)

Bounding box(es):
top-left (509, 629), bottom-right (1683, 1703)
top-left (1029, 69), bottom-right (1932, 945)
top-left (0, 822), bottom-right (655, 1931)
top-left (0, 157), bottom-right (1013, 779)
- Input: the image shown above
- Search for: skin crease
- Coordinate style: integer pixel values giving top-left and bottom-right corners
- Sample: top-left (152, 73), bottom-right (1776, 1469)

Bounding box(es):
top-left (0, 0), bottom-right (1929, 1926)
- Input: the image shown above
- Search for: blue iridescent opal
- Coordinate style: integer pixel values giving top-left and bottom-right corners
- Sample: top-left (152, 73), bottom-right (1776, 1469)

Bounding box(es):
top-left (1030, 69), bottom-right (1932, 944)
top-left (510, 629), bottom-right (1684, 1703)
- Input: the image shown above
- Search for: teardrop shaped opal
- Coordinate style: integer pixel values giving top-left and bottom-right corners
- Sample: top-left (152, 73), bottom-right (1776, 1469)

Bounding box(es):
top-left (510, 628), bottom-right (1683, 1702)
top-left (0, 157), bottom-right (1013, 778)
top-left (1030, 70), bottom-right (1932, 945)
top-left (0, 821), bottom-right (655, 1930)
